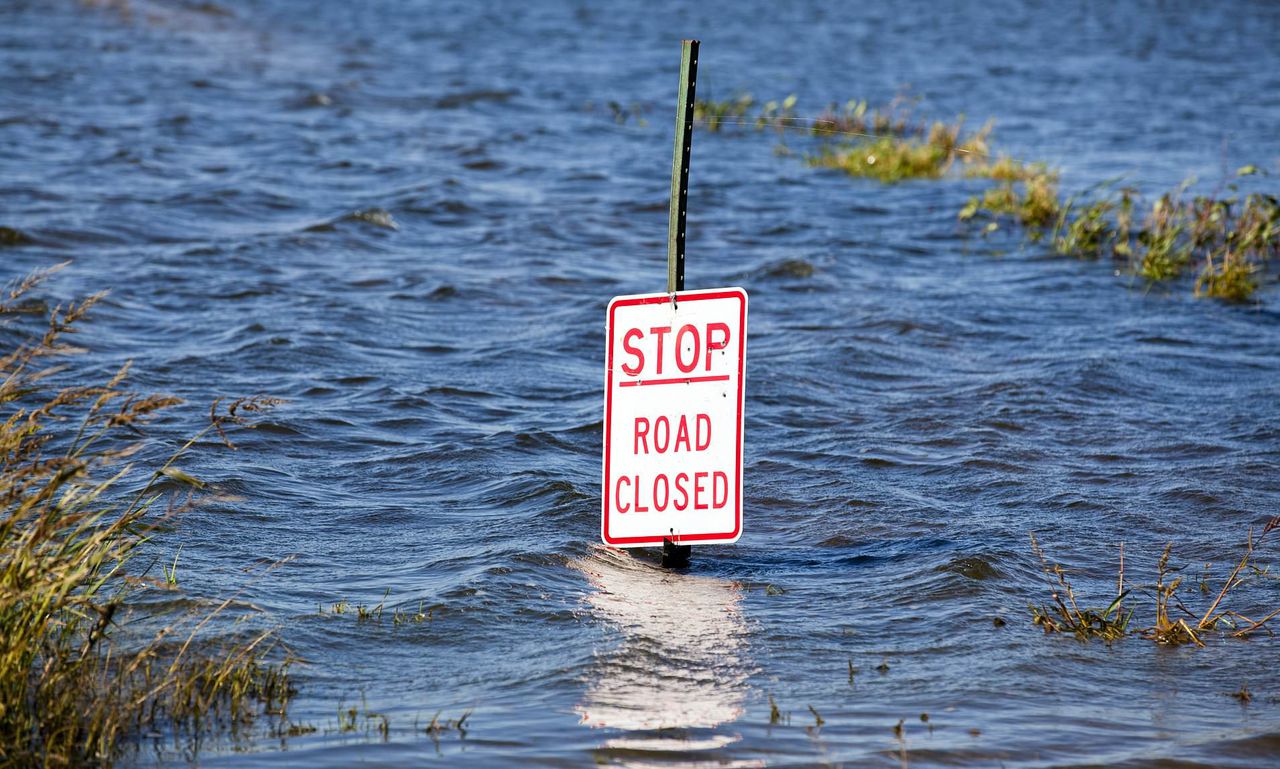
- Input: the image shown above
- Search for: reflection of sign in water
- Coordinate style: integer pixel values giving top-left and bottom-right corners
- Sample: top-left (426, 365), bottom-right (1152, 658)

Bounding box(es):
top-left (602, 288), bottom-right (748, 547)
top-left (573, 547), bottom-right (762, 767)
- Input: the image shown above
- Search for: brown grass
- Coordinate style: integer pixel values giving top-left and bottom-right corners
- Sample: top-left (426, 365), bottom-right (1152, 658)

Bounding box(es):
top-left (1029, 535), bottom-right (1131, 641)
top-left (0, 266), bottom-right (291, 767)
top-left (1030, 518), bottom-right (1280, 646)
top-left (1145, 517), bottom-right (1280, 646)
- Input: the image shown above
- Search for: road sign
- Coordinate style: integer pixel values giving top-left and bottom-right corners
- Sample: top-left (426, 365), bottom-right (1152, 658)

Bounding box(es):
top-left (602, 287), bottom-right (747, 547)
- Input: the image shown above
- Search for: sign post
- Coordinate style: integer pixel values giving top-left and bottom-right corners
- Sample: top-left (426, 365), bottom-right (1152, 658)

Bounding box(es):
top-left (661, 38), bottom-right (699, 567)
top-left (600, 40), bottom-right (748, 567)
top-left (667, 39), bottom-right (698, 295)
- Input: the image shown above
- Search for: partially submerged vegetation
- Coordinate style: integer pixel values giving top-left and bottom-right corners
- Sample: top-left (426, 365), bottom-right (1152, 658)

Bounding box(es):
top-left (693, 93), bottom-right (994, 183)
top-left (694, 92), bottom-right (989, 181)
top-left (962, 170), bottom-right (1279, 301)
top-left (275, 697), bottom-right (471, 747)
top-left (681, 92), bottom-right (1280, 301)
top-left (809, 122), bottom-right (992, 184)
top-left (318, 592), bottom-right (436, 625)
top-left (0, 265), bottom-right (291, 766)
top-left (959, 160), bottom-right (1062, 230)
top-left (1030, 518), bottom-right (1280, 645)
top-left (1029, 536), bottom-right (1131, 641)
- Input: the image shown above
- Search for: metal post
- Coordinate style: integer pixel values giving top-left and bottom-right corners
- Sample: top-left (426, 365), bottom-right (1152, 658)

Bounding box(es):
top-left (667, 39), bottom-right (698, 295)
top-left (663, 40), bottom-right (699, 569)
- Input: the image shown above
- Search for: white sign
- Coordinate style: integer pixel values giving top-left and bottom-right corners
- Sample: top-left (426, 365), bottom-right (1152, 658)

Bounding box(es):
top-left (602, 287), bottom-right (747, 547)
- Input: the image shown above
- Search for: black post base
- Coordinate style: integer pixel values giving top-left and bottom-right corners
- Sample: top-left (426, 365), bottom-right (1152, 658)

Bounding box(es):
top-left (661, 538), bottom-right (692, 568)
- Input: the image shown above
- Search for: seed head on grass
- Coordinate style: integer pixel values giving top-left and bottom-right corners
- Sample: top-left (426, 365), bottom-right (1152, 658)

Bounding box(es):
top-left (1028, 519), bottom-right (1280, 647)
top-left (0, 268), bottom-right (291, 766)
top-left (1145, 517), bottom-right (1280, 645)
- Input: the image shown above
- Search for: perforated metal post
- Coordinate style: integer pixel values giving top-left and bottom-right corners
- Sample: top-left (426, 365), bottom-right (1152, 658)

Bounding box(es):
top-left (666, 39), bottom-right (698, 295)
top-left (662, 40), bottom-right (699, 569)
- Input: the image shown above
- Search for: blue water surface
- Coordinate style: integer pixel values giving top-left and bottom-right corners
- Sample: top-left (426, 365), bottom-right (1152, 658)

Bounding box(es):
top-left (3, 1), bottom-right (1280, 766)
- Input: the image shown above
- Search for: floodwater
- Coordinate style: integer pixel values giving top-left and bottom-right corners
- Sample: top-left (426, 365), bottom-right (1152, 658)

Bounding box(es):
top-left (4, 0), bottom-right (1280, 766)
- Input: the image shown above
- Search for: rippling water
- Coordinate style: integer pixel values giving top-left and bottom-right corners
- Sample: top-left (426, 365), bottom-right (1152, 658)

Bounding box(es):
top-left (4, 1), bottom-right (1280, 766)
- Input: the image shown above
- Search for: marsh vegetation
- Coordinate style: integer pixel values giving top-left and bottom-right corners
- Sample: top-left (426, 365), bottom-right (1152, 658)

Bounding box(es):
top-left (964, 172), bottom-right (1279, 302)
top-left (1030, 519), bottom-right (1280, 645)
top-left (0, 266), bottom-right (291, 766)
top-left (690, 94), bottom-right (1278, 300)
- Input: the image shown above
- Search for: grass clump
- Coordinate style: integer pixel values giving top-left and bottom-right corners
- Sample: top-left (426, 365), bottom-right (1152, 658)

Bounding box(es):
top-left (1097, 185), bottom-right (1274, 298)
top-left (1134, 190), bottom-right (1194, 279)
top-left (694, 93), bottom-right (991, 183)
top-left (1146, 517), bottom-right (1280, 646)
top-left (1029, 518), bottom-right (1280, 646)
top-left (0, 265), bottom-right (291, 766)
top-left (1029, 535), bottom-right (1131, 641)
top-left (811, 121), bottom-right (992, 184)
top-left (963, 168), bottom-right (1278, 300)
top-left (808, 98), bottom-right (914, 138)
top-left (1195, 249), bottom-right (1257, 301)
top-left (960, 164), bottom-right (1062, 232)
top-left (693, 93), bottom-right (768, 132)
top-left (1054, 196), bottom-right (1121, 256)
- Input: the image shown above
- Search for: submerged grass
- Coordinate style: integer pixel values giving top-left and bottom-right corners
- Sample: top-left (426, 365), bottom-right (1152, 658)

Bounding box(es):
top-left (1029, 536), bottom-right (1131, 641)
top-left (317, 593), bottom-right (434, 625)
top-left (809, 121), bottom-right (992, 184)
top-left (0, 266), bottom-right (291, 766)
top-left (683, 90), bottom-right (1279, 300)
top-left (1030, 518), bottom-right (1280, 645)
top-left (960, 163), bottom-right (1062, 231)
top-left (961, 164), bottom-right (1277, 299)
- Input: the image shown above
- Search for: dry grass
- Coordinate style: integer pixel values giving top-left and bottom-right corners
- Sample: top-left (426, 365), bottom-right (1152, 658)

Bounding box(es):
top-left (0, 266), bottom-right (291, 767)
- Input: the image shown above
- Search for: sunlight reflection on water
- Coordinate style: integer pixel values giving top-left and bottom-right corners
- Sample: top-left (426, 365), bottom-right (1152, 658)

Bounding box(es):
top-left (573, 546), bottom-right (763, 768)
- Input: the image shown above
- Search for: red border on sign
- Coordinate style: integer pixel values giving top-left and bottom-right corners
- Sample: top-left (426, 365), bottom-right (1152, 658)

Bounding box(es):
top-left (601, 288), bottom-right (747, 546)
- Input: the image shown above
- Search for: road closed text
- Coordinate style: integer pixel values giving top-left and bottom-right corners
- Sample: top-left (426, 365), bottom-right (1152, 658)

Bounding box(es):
top-left (617, 412), bottom-right (724, 512)
top-left (614, 470), bottom-right (729, 513)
